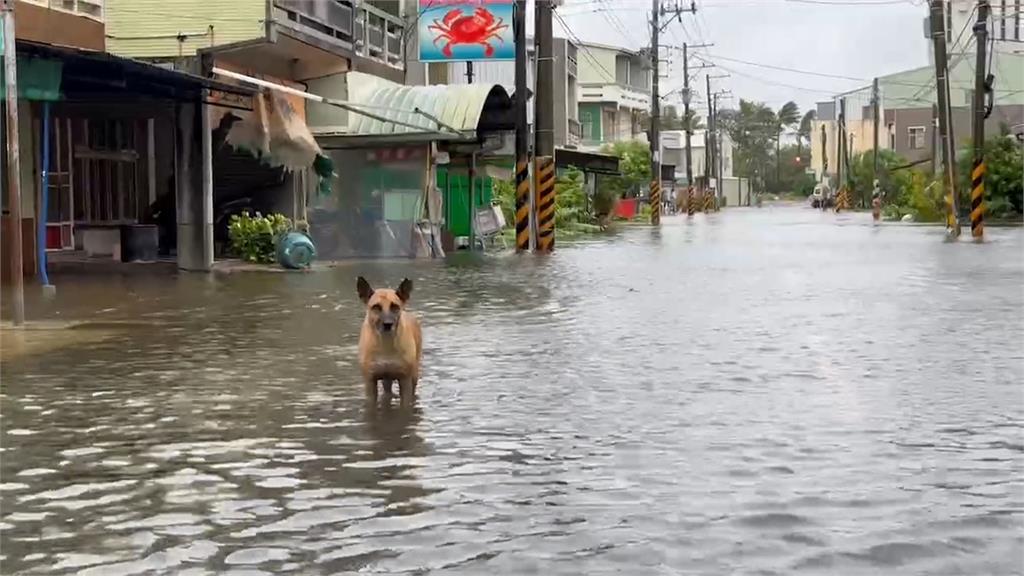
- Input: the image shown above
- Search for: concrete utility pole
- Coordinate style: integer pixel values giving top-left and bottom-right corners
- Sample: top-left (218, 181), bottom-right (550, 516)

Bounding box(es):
top-left (820, 123), bottom-right (828, 183)
top-left (683, 43), bottom-right (693, 190)
top-left (929, 0), bottom-right (959, 237)
top-left (649, 0), bottom-right (661, 225)
top-left (931, 103), bottom-right (939, 175)
top-left (836, 98), bottom-right (844, 195)
top-left (872, 76), bottom-right (880, 206)
top-left (704, 74), bottom-right (712, 187)
top-left (513, 0), bottom-right (530, 252)
top-left (711, 92), bottom-right (717, 202)
top-left (971, 0), bottom-right (991, 240)
top-left (534, 0), bottom-right (556, 251)
top-left (534, 0), bottom-right (553, 158)
top-left (2, 0), bottom-right (25, 326)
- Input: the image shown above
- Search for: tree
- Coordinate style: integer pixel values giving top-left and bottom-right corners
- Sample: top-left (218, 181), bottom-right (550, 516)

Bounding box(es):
top-left (768, 144), bottom-right (815, 196)
top-left (682, 109), bottom-right (705, 131)
top-left (600, 140), bottom-right (651, 198)
top-left (718, 100), bottom-right (778, 193)
top-left (774, 101), bottom-right (800, 188)
top-left (662, 105), bottom-right (684, 130)
top-left (849, 149), bottom-right (913, 208)
top-left (797, 110), bottom-right (816, 160)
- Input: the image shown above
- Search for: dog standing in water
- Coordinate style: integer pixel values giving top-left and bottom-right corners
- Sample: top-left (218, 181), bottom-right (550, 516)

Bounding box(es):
top-left (357, 277), bottom-right (422, 403)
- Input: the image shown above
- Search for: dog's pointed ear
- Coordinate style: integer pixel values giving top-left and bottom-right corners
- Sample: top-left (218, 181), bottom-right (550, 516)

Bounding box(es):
top-left (357, 276), bottom-right (373, 303)
top-left (396, 278), bottom-right (413, 303)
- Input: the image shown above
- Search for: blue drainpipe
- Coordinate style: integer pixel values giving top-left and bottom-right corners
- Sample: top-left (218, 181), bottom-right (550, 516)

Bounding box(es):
top-left (37, 101), bottom-right (52, 288)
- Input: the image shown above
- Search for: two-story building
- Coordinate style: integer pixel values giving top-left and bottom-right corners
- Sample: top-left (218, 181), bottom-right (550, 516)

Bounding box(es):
top-left (576, 42), bottom-right (650, 151)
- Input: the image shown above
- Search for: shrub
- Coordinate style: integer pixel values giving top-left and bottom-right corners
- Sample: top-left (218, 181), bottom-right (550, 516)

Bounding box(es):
top-left (492, 178), bottom-right (516, 226)
top-left (228, 211), bottom-right (292, 263)
top-left (905, 173), bottom-right (946, 223)
top-left (957, 136), bottom-right (1024, 218)
top-left (555, 167), bottom-right (586, 217)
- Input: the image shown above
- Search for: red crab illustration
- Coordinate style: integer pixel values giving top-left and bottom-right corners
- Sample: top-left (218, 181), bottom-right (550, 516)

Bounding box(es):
top-left (428, 6), bottom-right (509, 58)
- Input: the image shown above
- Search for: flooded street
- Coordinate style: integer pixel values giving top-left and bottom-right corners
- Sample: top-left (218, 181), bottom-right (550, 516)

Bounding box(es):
top-left (2, 206), bottom-right (1023, 575)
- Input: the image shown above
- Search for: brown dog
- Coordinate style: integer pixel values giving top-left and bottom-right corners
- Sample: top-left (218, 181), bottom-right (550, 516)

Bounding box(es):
top-left (357, 277), bottom-right (422, 403)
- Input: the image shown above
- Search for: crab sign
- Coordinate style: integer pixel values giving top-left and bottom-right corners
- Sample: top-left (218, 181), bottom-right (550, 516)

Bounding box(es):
top-left (427, 6), bottom-right (509, 58)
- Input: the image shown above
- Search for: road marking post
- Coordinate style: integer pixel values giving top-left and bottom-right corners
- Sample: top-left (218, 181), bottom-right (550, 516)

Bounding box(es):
top-left (515, 158), bottom-right (531, 252)
top-left (650, 180), bottom-right (661, 225)
top-left (835, 187), bottom-right (850, 212)
top-left (535, 156), bottom-right (555, 253)
top-left (971, 160), bottom-right (985, 239)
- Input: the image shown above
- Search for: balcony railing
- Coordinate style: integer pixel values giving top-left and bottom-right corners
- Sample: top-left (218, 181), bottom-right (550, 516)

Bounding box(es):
top-left (567, 118), bottom-right (582, 147)
top-left (273, 0), bottom-right (404, 69)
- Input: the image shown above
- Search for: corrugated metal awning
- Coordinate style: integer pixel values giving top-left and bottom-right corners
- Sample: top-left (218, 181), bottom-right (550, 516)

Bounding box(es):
top-left (344, 71), bottom-right (512, 141)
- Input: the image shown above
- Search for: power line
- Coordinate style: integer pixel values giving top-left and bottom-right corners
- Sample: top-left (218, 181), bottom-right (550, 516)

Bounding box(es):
top-left (552, 9), bottom-right (618, 84)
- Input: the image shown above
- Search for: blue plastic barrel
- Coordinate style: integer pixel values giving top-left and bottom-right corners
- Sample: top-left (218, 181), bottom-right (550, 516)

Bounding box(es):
top-left (276, 232), bottom-right (317, 269)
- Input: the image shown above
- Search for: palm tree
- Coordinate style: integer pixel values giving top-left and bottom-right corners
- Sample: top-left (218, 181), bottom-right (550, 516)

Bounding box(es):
top-left (774, 101), bottom-right (800, 189)
top-left (682, 109), bottom-right (705, 131)
top-left (797, 110), bottom-right (816, 162)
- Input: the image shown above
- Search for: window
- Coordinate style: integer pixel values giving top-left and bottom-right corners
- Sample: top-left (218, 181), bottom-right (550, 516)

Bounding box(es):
top-left (908, 126), bottom-right (927, 150)
top-left (888, 123), bottom-right (896, 150)
top-left (580, 109), bottom-right (594, 141)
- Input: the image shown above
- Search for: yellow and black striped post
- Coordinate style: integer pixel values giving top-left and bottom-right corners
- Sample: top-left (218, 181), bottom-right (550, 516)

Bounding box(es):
top-left (514, 158), bottom-right (530, 252)
top-left (970, 160), bottom-right (985, 239)
top-left (687, 186), bottom-right (696, 217)
top-left (835, 186), bottom-right (850, 212)
top-left (535, 156), bottom-right (556, 253)
top-left (702, 189), bottom-right (714, 212)
top-left (945, 187), bottom-right (959, 233)
top-left (650, 180), bottom-right (661, 225)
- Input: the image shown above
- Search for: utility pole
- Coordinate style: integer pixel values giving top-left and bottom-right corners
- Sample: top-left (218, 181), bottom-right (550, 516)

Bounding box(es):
top-left (534, 0), bottom-right (556, 251)
top-left (513, 0), bottom-right (530, 252)
top-left (704, 74), bottom-right (712, 190)
top-left (872, 76), bottom-right (880, 208)
top-left (711, 92), bottom-right (717, 204)
top-left (820, 124), bottom-right (828, 184)
top-left (649, 0), bottom-right (661, 225)
top-left (971, 0), bottom-right (991, 240)
top-left (931, 104), bottom-right (939, 175)
top-left (683, 43), bottom-right (693, 191)
top-left (2, 0), bottom-right (25, 326)
top-left (929, 0), bottom-right (959, 237)
top-left (534, 0), bottom-right (553, 158)
top-left (836, 97), bottom-right (844, 201)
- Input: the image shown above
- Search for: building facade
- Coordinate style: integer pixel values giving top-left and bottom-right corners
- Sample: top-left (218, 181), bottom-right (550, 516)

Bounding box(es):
top-left (103, 0), bottom-right (410, 263)
top-left (938, 0), bottom-right (1022, 61)
top-left (575, 42), bottom-right (650, 150)
top-left (2, 0), bottom-right (255, 283)
top-left (811, 50), bottom-right (1024, 184)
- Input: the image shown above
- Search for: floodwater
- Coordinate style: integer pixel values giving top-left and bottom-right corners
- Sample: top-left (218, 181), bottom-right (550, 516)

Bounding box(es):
top-left (2, 206), bottom-right (1023, 575)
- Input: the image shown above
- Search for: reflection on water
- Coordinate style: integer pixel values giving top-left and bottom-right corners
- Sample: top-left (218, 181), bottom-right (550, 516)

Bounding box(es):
top-left (2, 207), bottom-right (1023, 575)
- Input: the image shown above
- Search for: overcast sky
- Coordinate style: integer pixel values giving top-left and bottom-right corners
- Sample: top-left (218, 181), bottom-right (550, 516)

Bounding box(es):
top-left (551, 0), bottom-right (932, 115)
